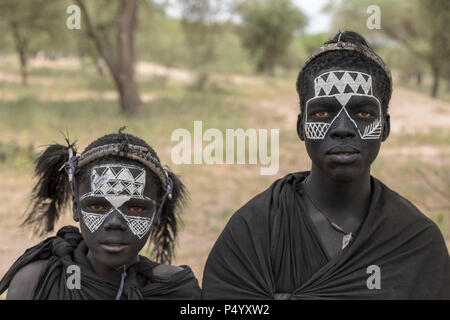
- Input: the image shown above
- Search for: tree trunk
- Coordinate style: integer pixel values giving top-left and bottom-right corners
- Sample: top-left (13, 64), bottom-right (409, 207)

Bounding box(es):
top-left (431, 65), bottom-right (440, 98)
top-left (9, 20), bottom-right (28, 86)
top-left (116, 77), bottom-right (143, 115)
top-left (116, 0), bottom-right (142, 115)
top-left (76, 0), bottom-right (143, 116)
top-left (18, 48), bottom-right (28, 86)
top-left (416, 72), bottom-right (422, 86)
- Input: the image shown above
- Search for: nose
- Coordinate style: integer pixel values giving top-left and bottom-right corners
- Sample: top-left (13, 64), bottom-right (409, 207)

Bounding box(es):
top-left (103, 209), bottom-right (128, 232)
top-left (329, 108), bottom-right (357, 140)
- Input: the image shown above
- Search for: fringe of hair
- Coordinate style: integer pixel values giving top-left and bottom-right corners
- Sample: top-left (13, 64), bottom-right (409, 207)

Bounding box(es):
top-left (148, 170), bottom-right (188, 264)
top-left (22, 143), bottom-right (74, 236)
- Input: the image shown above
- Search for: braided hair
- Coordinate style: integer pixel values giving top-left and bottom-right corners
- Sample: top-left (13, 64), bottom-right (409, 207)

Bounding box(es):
top-left (22, 130), bottom-right (187, 264)
top-left (296, 30), bottom-right (392, 115)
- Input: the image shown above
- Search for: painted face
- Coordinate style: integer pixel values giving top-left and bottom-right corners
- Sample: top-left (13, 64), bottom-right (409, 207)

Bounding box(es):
top-left (302, 69), bottom-right (387, 181)
top-left (77, 163), bottom-right (158, 267)
top-left (305, 70), bottom-right (382, 140)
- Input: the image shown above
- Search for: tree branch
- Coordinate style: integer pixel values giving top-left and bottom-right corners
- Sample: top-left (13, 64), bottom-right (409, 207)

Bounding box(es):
top-left (75, 0), bottom-right (119, 77)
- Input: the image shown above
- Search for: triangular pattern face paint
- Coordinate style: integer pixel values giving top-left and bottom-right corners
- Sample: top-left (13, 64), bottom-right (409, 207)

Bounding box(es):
top-left (80, 164), bottom-right (156, 238)
top-left (334, 71), bottom-right (345, 80)
top-left (304, 70), bottom-right (382, 140)
top-left (344, 84), bottom-right (354, 94)
top-left (335, 94), bottom-right (352, 107)
top-left (349, 72), bottom-right (358, 80)
top-left (105, 195), bottom-right (131, 208)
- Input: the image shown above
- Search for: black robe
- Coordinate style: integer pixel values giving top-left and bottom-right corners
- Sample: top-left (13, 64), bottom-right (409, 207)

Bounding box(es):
top-left (0, 226), bottom-right (201, 300)
top-left (202, 171), bottom-right (450, 299)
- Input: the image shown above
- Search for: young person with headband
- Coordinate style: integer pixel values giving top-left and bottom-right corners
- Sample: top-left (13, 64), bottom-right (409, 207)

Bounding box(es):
top-left (202, 31), bottom-right (449, 299)
top-left (0, 129), bottom-right (201, 299)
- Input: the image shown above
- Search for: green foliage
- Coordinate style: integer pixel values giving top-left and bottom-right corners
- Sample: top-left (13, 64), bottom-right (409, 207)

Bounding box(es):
top-left (328, 0), bottom-right (450, 97)
top-left (178, 0), bottom-right (227, 88)
top-left (137, 6), bottom-right (185, 68)
top-left (235, 0), bottom-right (308, 75)
top-left (280, 32), bottom-right (330, 71)
top-left (137, 8), bottom-right (253, 75)
top-left (0, 0), bottom-right (67, 55)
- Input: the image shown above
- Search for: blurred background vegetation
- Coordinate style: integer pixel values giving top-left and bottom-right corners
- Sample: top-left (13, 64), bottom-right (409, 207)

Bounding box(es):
top-left (0, 0), bottom-right (448, 296)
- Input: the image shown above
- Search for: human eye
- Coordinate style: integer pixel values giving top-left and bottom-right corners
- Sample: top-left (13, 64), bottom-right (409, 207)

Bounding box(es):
top-left (313, 111), bottom-right (331, 118)
top-left (126, 207), bottom-right (144, 214)
top-left (88, 204), bottom-right (108, 212)
top-left (355, 111), bottom-right (373, 119)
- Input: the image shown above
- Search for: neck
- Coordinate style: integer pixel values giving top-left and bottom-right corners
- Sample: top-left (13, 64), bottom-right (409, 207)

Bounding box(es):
top-left (305, 164), bottom-right (372, 225)
top-left (87, 251), bottom-right (138, 283)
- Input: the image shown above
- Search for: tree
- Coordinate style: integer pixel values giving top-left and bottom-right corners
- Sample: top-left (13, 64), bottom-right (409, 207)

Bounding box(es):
top-left (179, 0), bottom-right (225, 89)
top-left (0, 0), bottom-right (63, 86)
top-left (75, 0), bottom-right (143, 115)
top-left (328, 0), bottom-right (450, 98)
top-left (235, 0), bottom-right (307, 75)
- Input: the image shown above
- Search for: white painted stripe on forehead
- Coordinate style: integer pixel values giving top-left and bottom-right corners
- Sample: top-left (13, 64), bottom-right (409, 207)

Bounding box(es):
top-left (89, 163), bottom-right (147, 199)
top-left (313, 70), bottom-right (373, 98)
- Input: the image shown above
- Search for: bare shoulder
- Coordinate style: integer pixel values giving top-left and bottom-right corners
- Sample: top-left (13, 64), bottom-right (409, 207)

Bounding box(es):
top-left (152, 264), bottom-right (184, 279)
top-left (6, 259), bottom-right (48, 300)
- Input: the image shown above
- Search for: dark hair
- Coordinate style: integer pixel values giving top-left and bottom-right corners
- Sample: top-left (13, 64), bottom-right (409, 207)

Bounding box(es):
top-left (296, 30), bottom-right (392, 114)
top-left (23, 131), bottom-right (187, 264)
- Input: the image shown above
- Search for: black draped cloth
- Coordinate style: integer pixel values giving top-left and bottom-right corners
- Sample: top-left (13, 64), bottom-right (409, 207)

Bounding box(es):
top-left (202, 171), bottom-right (450, 299)
top-left (0, 226), bottom-right (201, 299)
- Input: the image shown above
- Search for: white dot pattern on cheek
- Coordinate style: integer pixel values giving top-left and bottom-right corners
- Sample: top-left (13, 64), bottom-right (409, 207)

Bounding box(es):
top-left (305, 70), bottom-right (382, 140)
top-left (80, 164), bottom-right (156, 239)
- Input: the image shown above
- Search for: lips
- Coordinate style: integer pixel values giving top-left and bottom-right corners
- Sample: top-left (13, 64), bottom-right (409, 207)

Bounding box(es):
top-left (326, 145), bottom-right (361, 164)
top-left (100, 240), bottom-right (129, 253)
top-left (327, 145), bottom-right (360, 155)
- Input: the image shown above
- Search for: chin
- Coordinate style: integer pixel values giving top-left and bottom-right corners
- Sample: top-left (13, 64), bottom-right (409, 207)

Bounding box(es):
top-left (98, 252), bottom-right (135, 268)
top-left (327, 165), bottom-right (365, 183)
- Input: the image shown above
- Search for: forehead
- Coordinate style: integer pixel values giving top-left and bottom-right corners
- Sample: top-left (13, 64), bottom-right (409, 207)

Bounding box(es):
top-left (314, 70), bottom-right (373, 96)
top-left (89, 163), bottom-right (147, 197)
top-left (307, 69), bottom-right (380, 108)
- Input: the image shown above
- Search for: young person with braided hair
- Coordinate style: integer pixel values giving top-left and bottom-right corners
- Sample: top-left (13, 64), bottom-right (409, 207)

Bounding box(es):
top-left (202, 31), bottom-right (449, 299)
top-left (0, 130), bottom-right (201, 299)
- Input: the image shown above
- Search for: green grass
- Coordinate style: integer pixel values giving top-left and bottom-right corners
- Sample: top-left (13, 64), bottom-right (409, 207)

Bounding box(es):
top-left (388, 128), bottom-right (450, 146)
top-left (401, 82), bottom-right (450, 103)
top-left (0, 64), bottom-right (251, 173)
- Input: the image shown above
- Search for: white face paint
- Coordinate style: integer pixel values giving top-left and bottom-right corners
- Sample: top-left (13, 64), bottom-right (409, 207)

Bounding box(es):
top-left (80, 164), bottom-right (156, 239)
top-left (305, 70), bottom-right (382, 140)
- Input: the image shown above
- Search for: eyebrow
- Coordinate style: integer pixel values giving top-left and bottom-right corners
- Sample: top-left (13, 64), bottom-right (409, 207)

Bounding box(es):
top-left (121, 197), bottom-right (155, 207)
top-left (79, 196), bottom-right (111, 206)
top-left (307, 97), bottom-right (341, 110)
top-left (345, 97), bottom-right (379, 109)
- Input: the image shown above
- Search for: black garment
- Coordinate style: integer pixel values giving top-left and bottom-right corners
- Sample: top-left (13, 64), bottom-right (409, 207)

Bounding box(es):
top-left (202, 171), bottom-right (450, 299)
top-left (0, 226), bottom-right (201, 300)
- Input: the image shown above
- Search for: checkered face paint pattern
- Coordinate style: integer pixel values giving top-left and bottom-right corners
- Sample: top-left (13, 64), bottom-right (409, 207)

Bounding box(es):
top-left (305, 70), bottom-right (382, 140)
top-left (80, 164), bottom-right (156, 239)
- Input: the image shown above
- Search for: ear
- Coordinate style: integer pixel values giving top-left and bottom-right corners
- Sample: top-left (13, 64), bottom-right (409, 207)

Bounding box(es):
top-left (381, 112), bottom-right (390, 141)
top-left (72, 195), bottom-right (80, 222)
top-left (297, 113), bottom-right (305, 141)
